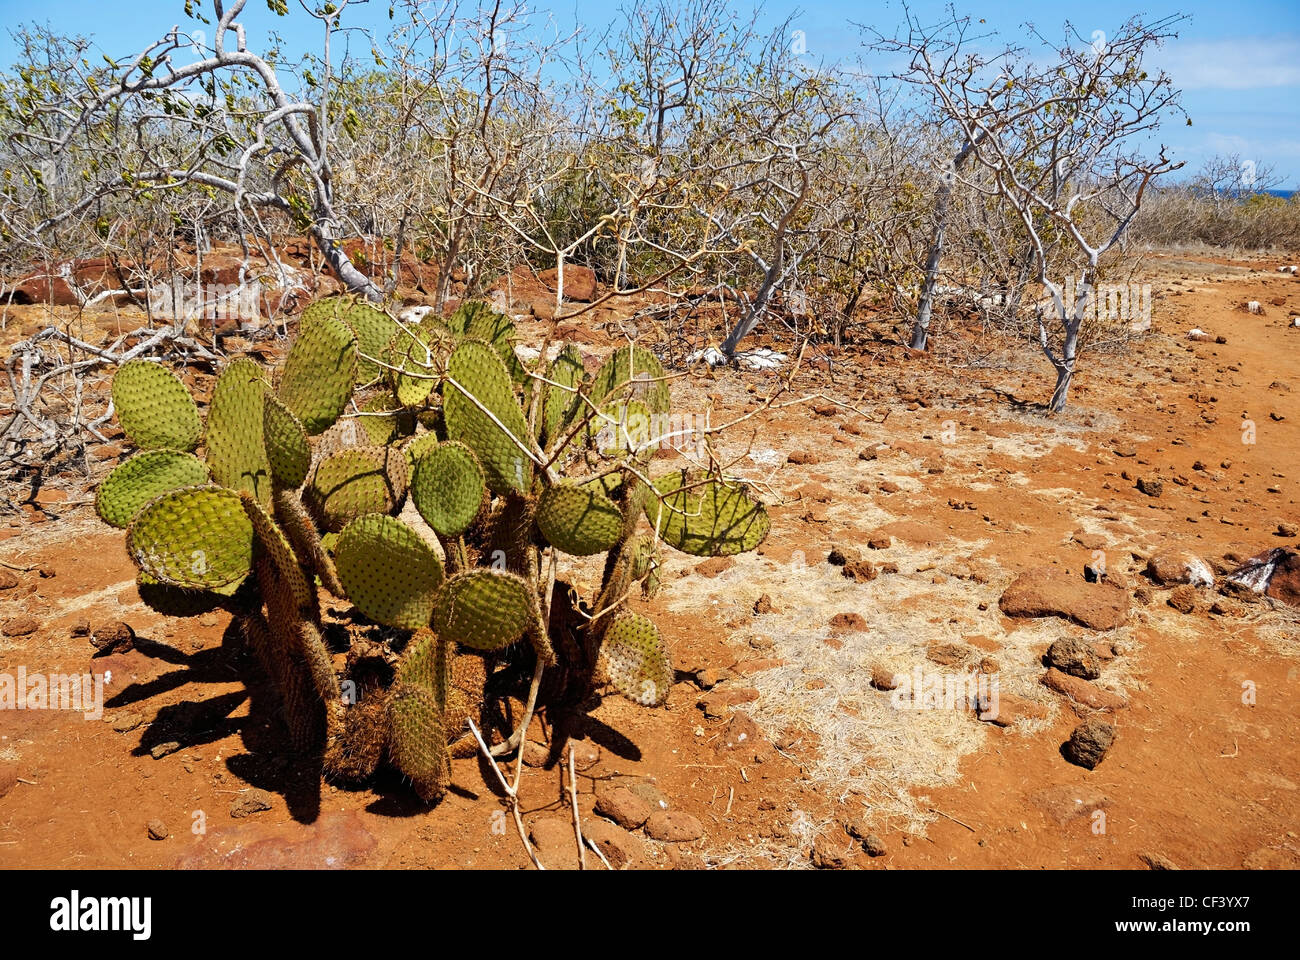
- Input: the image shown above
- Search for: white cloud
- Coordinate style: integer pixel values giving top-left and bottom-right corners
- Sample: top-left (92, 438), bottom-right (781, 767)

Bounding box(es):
top-left (1157, 36), bottom-right (1300, 90)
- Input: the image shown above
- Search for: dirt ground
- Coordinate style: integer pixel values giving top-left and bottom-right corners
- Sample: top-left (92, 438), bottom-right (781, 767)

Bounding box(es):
top-left (0, 248), bottom-right (1297, 869)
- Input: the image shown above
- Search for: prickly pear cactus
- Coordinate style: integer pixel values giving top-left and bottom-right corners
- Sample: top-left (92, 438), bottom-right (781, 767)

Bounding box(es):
top-left (94, 293), bottom-right (770, 805)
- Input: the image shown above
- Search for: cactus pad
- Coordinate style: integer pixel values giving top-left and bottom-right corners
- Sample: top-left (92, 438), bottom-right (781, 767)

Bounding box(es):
top-left (539, 344), bottom-right (585, 447)
top-left (241, 493), bottom-right (312, 610)
top-left (600, 611), bottom-right (672, 706)
top-left (411, 441), bottom-right (486, 537)
top-left (387, 680), bottom-right (450, 803)
top-left (340, 300), bottom-right (399, 383)
top-left (96, 450), bottom-right (210, 529)
top-left (400, 431), bottom-right (444, 475)
top-left (647, 470), bottom-right (770, 557)
top-left (536, 481), bottom-right (623, 555)
top-left (385, 323), bottom-right (449, 407)
top-left (307, 445), bottom-right (408, 531)
top-left (357, 392), bottom-right (414, 446)
top-left (433, 569), bottom-right (534, 652)
top-left (277, 314), bottom-right (358, 434)
top-left (335, 514), bottom-right (443, 629)
top-left (262, 394), bottom-right (312, 489)
top-left (443, 339), bottom-right (533, 494)
top-left (206, 357), bottom-right (272, 503)
top-left (127, 484), bottom-right (254, 588)
top-left (591, 343), bottom-right (670, 415)
top-left (111, 359), bottom-right (202, 452)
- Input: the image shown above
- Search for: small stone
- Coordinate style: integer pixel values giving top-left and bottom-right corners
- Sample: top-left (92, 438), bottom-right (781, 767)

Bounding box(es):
top-left (842, 559), bottom-right (877, 583)
top-left (583, 818), bottom-right (646, 869)
top-left (1063, 719), bottom-right (1116, 769)
top-left (230, 788), bottom-right (274, 818)
top-left (861, 834), bottom-right (888, 857)
top-left (90, 620), bottom-right (135, 653)
top-left (1278, 521), bottom-right (1299, 538)
top-left (147, 819), bottom-right (168, 841)
top-left (753, 594), bottom-right (776, 615)
top-left (1044, 638), bottom-right (1102, 680)
top-left (521, 740), bottom-right (550, 767)
top-left (810, 835), bottom-right (848, 869)
top-left (1167, 585), bottom-right (1199, 614)
top-left (528, 817), bottom-right (581, 870)
top-left (787, 449), bottom-right (818, 465)
top-left (1137, 477), bottom-right (1164, 498)
top-left (870, 665), bottom-right (899, 691)
top-left (866, 534), bottom-right (892, 550)
top-left (2, 616), bottom-right (39, 637)
top-left (827, 544), bottom-right (860, 566)
top-left (1041, 669), bottom-right (1128, 710)
top-left (828, 612), bottom-right (868, 635)
top-left (926, 642), bottom-right (969, 666)
top-left (151, 741), bottom-right (182, 759)
top-left (644, 811), bottom-right (704, 843)
top-left (1139, 851), bottom-right (1179, 870)
top-left (878, 481), bottom-right (901, 494)
top-left (594, 786), bottom-right (652, 830)
top-left (111, 713), bottom-right (143, 733)
top-left (0, 569), bottom-right (21, 590)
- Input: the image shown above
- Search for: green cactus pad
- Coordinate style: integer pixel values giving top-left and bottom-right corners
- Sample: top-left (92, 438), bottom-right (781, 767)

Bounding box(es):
top-left (206, 357), bottom-right (272, 503)
top-left (539, 344), bottom-right (585, 447)
top-left (95, 450), bottom-right (210, 529)
top-left (411, 441), bottom-right (487, 537)
top-left (591, 398), bottom-right (653, 458)
top-left (400, 432), bottom-right (444, 475)
top-left (395, 627), bottom-right (439, 691)
top-left (432, 569), bottom-right (534, 652)
top-left (446, 299), bottom-right (494, 336)
top-left (335, 514), bottom-right (443, 629)
top-left (241, 493), bottom-right (312, 610)
top-left (127, 484), bottom-right (254, 589)
top-left (111, 359), bottom-right (202, 452)
top-left (601, 611), bottom-right (672, 706)
top-left (384, 323), bottom-right (448, 408)
top-left (443, 339), bottom-right (533, 494)
top-left (357, 392), bottom-right (414, 446)
top-left (262, 394), bottom-right (312, 489)
top-left (341, 300), bottom-right (399, 383)
top-left (277, 314), bottom-right (358, 434)
top-left (590, 343), bottom-right (671, 415)
top-left (461, 303), bottom-right (526, 383)
top-left (313, 416), bottom-right (366, 461)
top-left (647, 470), bottom-right (770, 557)
top-left (536, 481), bottom-right (623, 556)
top-left (387, 680), bottom-right (450, 802)
top-left (307, 446), bottom-right (408, 531)
top-left (629, 534), bottom-right (662, 599)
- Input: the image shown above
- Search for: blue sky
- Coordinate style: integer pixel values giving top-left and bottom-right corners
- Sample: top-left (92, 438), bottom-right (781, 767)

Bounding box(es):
top-left (2, 0), bottom-right (1297, 186)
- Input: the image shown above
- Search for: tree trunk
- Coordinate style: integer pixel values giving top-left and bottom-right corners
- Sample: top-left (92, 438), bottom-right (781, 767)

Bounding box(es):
top-left (310, 223), bottom-right (382, 302)
top-left (1048, 313), bottom-right (1082, 412)
top-left (911, 183), bottom-right (952, 351)
top-left (911, 141), bottom-right (982, 350)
